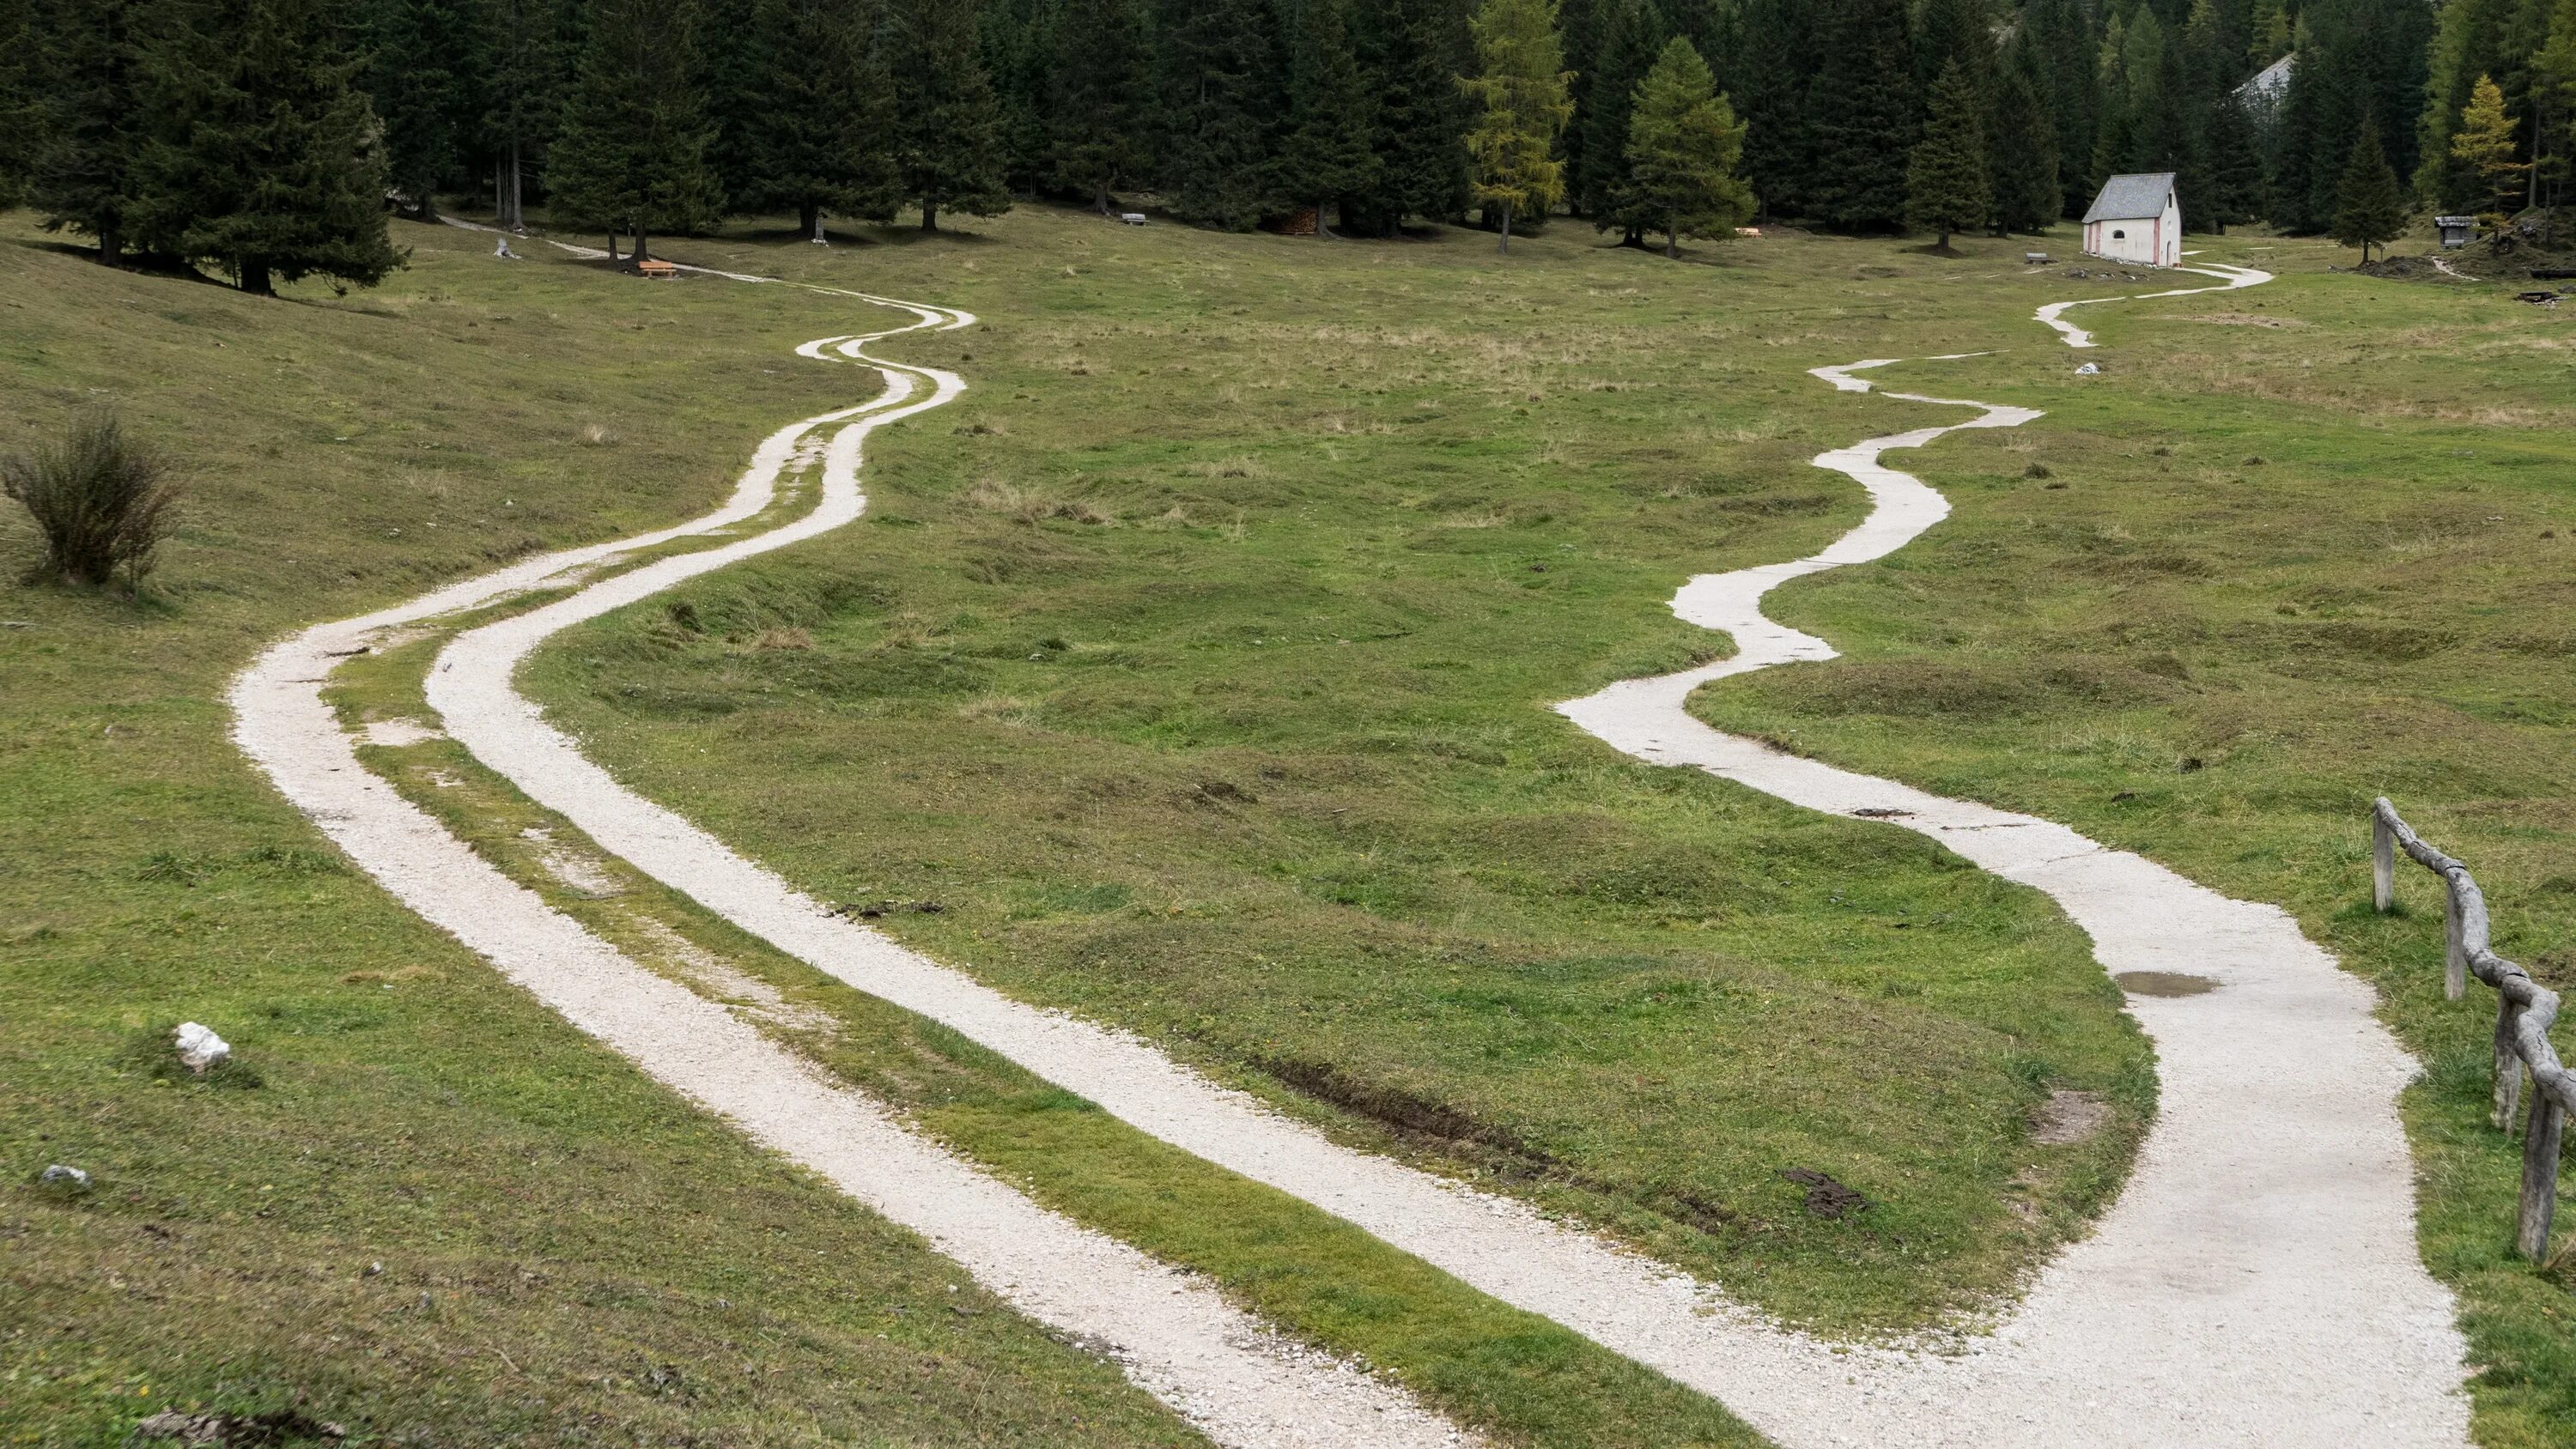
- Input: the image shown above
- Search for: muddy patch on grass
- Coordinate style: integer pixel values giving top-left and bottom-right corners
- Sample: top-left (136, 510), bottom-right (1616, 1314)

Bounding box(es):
top-left (2030, 1089), bottom-right (2111, 1146)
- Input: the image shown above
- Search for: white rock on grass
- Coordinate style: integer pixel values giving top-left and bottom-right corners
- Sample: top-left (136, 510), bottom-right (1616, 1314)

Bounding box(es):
top-left (40, 1164), bottom-right (89, 1188)
top-left (173, 1022), bottom-right (231, 1075)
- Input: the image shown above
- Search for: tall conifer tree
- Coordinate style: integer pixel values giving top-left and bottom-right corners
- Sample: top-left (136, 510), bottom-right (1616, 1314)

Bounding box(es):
top-left (1913, 0), bottom-right (1992, 99)
top-left (361, 0), bottom-right (483, 219)
top-left (1154, 0), bottom-right (1281, 228)
top-left (1571, 0), bottom-right (1663, 230)
top-left (734, 0), bottom-right (900, 238)
top-left (481, 0), bottom-right (576, 229)
top-left (136, 0), bottom-right (406, 294)
top-left (2023, 0), bottom-right (2099, 217)
top-left (982, 0), bottom-right (1056, 194)
top-left (1805, 0), bottom-right (1914, 229)
top-left (1615, 35), bottom-right (1753, 255)
top-left (1277, 0), bottom-right (1378, 229)
top-left (547, 0), bottom-right (721, 259)
top-left (1461, 0), bottom-right (1574, 252)
top-left (1050, 0), bottom-right (1155, 212)
top-left (2331, 121), bottom-right (2407, 258)
top-left (1728, 0), bottom-right (1812, 219)
top-left (1989, 44), bottom-right (2061, 233)
top-left (26, 0), bottom-right (156, 264)
top-left (2202, 91), bottom-right (2267, 228)
top-left (1905, 58), bottom-right (1991, 246)
top-left (0, 0), bottom-right (36, 209)
top-left (1351, 0), bottom-right (1472, 230)
top-left (2450, 73), bottom-right (2530, 214)
top-left (892, 0), bottom-right (1013, 229)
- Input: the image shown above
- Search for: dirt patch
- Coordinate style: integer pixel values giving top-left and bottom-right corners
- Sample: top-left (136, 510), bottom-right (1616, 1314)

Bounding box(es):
top-left (131, 1409), bottom-right (345, 1446)
top-left (2116, 971), bottom-right (2219, 997)
top-left (2355, 254), bottom-right (2448, 282)
top-left (2170, 312), bottom-right (2312, 329)
top-left (1780, 1167), bottom-right (1871, 1219)
top-left (2030, 1089), bottom-right (2111, 1146)
top-left (1256, 1055), bottom-right (1554, 1166)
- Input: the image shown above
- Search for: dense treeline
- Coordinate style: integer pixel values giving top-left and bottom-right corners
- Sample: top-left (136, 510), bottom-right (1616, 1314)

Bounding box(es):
top-left (7, 0), bottom-right (2576, 294)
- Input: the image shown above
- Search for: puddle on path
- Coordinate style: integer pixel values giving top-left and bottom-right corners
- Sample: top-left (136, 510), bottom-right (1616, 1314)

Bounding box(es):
top-left (2115, 971), bottom-right (2220, 997)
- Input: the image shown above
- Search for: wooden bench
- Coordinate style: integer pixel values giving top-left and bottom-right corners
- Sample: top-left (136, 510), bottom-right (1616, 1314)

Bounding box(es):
top-left (635, 258), bottom-right (677, 279)
top-left (2024, 252), bottom-right (2053, 264)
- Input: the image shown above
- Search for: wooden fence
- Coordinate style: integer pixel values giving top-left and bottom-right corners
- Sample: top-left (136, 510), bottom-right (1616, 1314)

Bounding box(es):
top-left (2373, 797), bottom-right (2571, 1260)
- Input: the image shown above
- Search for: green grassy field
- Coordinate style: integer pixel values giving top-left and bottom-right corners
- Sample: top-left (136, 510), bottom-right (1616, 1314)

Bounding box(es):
top-left (1688, 255), bottom-right (2576, 1443)
top-left (2, 201), bottom-right (2567, 1446)
top-left (0, 222), bottom-right (1211, 1447)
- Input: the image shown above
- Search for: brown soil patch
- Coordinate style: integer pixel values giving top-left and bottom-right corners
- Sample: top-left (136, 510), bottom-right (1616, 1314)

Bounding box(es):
top-left (2031, 1088), bottom-right (2111, 1146)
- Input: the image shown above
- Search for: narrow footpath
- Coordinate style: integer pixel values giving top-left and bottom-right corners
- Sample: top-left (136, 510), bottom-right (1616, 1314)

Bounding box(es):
top-left (237, 244), bottom-right (2471, 1447)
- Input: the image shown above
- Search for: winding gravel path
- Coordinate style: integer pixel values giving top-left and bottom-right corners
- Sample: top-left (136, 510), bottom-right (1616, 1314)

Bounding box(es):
top-left (1557, 263), bottom-right (2469, 1444)
top-left (231, 264), bottom-right (1475, 1449)
top-left (238, 241), bottom-right (2475, 1447)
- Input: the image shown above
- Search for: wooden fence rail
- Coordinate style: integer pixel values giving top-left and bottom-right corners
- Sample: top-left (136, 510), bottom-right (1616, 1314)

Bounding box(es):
top-left (2373, 797), bottom-right (2571, 1260)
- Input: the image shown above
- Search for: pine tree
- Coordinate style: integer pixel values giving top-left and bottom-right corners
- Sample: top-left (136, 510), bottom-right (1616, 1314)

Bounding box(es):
top-left (1805, 0), bottom-right (1914, 230)
top-left (891, 0), bottom-right (1012, 230)
top-left (548, 0), bottom-right (721, 260)
top-left (2202, 91), bottom-right (2268, 229)
top-left (1461, 0), bottom-right (1574, 252)
top-left (1728, 0), bottom-right (1814, 219)
top-left (981, 0), bottom-right (1056, 195)
top-left (1572, 0), bottom-right (1663, 233)
top-left (1989, 45), bottom-right (2061, 233)
top-left (1558, 0), bottom-right (1604, 209)
top-left (2414, 0), bottom-right (2517, 209)
top-left (2248, 0), bottom-right (2290, 64)
top-left (2282, 0), bottom-right (2432, 229)
top-left (2331, 122), bottom-right (2407, 260)
top-left (1050, 0), bottom-right (1154, 213)
top-left (696, 0), bottom-right (764, 210)
top-left (133, 0), bottom-right (406, 294)
top-left (2023, 0), bottom-right (2098, 218)
top-left (1276, 0), bottom-right (1378, 228)
top-left (481, 0), bottom-right (577, 230)
top-left (732, 0), bottom-right (900, 239)
top-left (2536, 0), bottom-right (2576, 204)
top-left (1616, 35), bottom-right (1753, 256)
top-left (1905, 58), bottom-right (1991, 247)
top-left (25, 0), bottom-right (156, 264)
top-left (1350, 0), bottom-right (1471, 231)
top-left (0, 0), bottom-right (37, 209)
top-left (360, 0), bottom-right (483, 220)
top-left (1913, 0), bottom-right (1992, 99)
top-left (1153, 0), bottom-right (1281, 229)
top-left (2450, 73), bottom-right (2530, 215)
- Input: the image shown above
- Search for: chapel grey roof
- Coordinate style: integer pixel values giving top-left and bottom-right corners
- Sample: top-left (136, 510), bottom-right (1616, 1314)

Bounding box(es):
top-left (2084, 173), bottom-right (2177, 223)
top-left (2239, 53), bottom-right (2293, 100)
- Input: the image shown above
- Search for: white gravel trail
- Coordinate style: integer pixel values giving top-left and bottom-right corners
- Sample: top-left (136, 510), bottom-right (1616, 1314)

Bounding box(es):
top-left (244, 240), bottom-right (2473, 1446)
top-left (231, 270), bottom-right (1475, 1449)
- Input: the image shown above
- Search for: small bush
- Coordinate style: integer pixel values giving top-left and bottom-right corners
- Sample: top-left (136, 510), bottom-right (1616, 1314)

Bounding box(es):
top-left (1, 409), bottom-right (185, 588)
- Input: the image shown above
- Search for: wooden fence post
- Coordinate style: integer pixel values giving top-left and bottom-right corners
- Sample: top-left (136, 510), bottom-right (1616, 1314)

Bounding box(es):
top-left (2372, 809), bottom-right (2395, 912)
top-left (2444, 887), bottom-right (2468, 1001)
top-left (2518, 1091), bottom-right (2564, 1261)
top-left (2494, 997), bottom-right (2526, 1131)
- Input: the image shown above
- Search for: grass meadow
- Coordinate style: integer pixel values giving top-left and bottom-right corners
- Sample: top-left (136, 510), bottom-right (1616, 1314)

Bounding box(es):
top-left (1, 203), bottom-right (2566, 1446)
